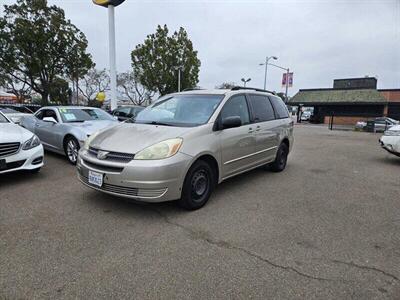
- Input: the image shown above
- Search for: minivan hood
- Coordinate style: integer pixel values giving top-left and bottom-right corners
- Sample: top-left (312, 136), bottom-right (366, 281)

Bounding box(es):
top-left (90, 123), bottom-right (192, 154)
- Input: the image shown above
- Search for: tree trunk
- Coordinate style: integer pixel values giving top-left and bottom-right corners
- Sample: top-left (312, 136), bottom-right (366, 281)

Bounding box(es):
top-left (40, 91), bottom-right (49, 106)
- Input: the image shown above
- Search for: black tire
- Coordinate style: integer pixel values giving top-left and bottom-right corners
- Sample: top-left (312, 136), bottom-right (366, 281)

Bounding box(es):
top-left (270, 143), bottom-right (289, 172)
top-left (64, 136), bottom-right (80, 165)
top-left (178, 160), bottom-right (216, 210)
top-left (29, 167), bottom-right (41, 174)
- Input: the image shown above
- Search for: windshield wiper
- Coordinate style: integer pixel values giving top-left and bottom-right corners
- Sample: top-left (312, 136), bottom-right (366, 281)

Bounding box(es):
top-left (149, 121), bottom-right (173, 126)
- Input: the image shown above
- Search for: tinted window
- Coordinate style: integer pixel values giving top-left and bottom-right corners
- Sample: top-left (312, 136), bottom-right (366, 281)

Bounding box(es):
top-left (35, 110), bottom-right (44, 120)
top-left (221, 95), bottom-right (250, 125)
top-left (269, 96), bottom-right (289, 119)
top-left (248, 95), bottom-right (275, 122)
top-left (43, 109), bottom-right (59, 122)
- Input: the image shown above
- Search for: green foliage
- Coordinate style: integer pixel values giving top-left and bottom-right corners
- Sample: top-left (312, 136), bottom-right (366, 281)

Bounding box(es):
top-left (0, 0), bottom-right (93, 105)
top-left (131, 25), bottom-right (201, 96)
top-left (49, 77), bottom-right (71, 105)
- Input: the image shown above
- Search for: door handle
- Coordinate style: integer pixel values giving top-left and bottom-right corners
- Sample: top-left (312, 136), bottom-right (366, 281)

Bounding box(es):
top-left (248, 127), bottom-right (254, 133)
top-left (256, 125), bottom-right (261, 132)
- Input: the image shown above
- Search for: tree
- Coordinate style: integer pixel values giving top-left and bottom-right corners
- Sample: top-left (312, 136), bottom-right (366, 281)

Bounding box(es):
top-left (49, 77), bottom-right (71, 105)
top-left (0, 0), bottom-right (93, 105)
top-left (131, 25), bottom-right (201, 96)
top-left (78, 68), bottom-right (110, 104)
top-left (117, 71), bottom-right (154, 106)
top-left (216, 82), bottom-right (237, 89)
top-left (0, 70), bottom-right (32, 103)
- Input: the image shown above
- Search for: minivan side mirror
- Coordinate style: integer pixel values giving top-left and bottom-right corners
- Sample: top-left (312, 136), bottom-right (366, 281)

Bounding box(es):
top-left (222, 116), bottom-right (242, 129)
top-left (43, 117), bottom-right (57, 124)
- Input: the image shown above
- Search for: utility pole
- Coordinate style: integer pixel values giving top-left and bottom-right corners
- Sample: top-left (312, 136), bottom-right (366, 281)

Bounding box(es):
top-left (175, 66), bottom-right (184, 92)
top-left (108, 5), bottom-right (117, 110)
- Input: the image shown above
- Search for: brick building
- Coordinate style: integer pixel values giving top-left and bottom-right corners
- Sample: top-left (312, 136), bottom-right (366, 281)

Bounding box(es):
top-left (289, 77), bottom-right (400, 125)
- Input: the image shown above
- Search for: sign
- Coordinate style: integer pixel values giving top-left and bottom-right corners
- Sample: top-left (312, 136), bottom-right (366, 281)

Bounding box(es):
top-left (96, 91), bottom-right (106, 102)
top-left (282, 72), bottom-right (294, 87)
top-left (92, 0), bottom-right (125, 7)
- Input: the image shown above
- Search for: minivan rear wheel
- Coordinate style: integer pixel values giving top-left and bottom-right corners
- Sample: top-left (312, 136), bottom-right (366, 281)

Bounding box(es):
top-left (178, 160), bottom-right (215, 210)
top-left (270, 143), bottom-right (289, 172)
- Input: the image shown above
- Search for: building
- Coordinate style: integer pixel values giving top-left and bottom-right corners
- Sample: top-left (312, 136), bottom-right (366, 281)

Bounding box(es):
top-left (289, 77), bottom-right (400, 125)
top-left (0, 91), bottom-right (18, 104)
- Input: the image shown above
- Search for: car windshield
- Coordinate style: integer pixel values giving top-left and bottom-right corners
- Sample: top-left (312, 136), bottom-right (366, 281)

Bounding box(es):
top-left (134, 94), bottom-right (224, 127)
top-left (0, 108), bottom-right (19, 114)
top-left (0, 113), bottom-right (9, 123)
top-left (58, 108), bottom-right (114, 123)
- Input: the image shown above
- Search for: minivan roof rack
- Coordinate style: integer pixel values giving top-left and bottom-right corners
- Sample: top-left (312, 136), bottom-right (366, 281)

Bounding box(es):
top-left (231, 86), bottom-right (276, 94)
top-left (182, 87), bottom-right (204, 92)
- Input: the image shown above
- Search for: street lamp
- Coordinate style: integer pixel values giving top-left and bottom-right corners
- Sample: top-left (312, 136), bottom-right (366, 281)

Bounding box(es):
top-left (174, 66), bottom-right (184, 92)
top-left (259, 56), bottom-right (278, 90)
top-left (268, 62), bottom-right (290, 102)
top-left (93, 0), bottom-right (126, 111)
top-left (241, 78), bottom-right (251, 87)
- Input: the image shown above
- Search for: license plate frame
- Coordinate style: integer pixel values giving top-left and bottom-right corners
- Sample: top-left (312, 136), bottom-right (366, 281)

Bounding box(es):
top-left (88, 170), bottom-right (103, 187)
top-left (0, 159), bottom-right (6, 171)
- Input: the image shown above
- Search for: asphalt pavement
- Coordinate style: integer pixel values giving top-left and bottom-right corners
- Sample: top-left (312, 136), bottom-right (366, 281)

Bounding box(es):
top-left (1, 125), bottom-right (400, 299)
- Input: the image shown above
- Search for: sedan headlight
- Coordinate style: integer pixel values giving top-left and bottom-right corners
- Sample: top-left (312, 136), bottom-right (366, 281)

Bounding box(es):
top-left (384, 130), bottom-right (400, 136)
top-left (135, 138), bottom-right (183, 160)
top-left (22, 135), bottom-right (41, 150)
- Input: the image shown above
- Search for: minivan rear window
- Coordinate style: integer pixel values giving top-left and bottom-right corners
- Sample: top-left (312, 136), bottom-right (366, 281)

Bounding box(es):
top-left (269, 96), bottom-right (289, 119)
top-left (248, 95), bottom-right (275, 122)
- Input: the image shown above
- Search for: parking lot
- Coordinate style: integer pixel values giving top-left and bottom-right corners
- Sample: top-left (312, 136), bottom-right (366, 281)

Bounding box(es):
top-left (1, 125), bottom-right (399, 299)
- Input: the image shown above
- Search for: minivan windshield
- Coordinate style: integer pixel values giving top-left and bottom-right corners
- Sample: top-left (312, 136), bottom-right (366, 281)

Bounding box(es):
top-left (134, 94), bottom-right (224, 127)
top-left (0, 112), bottom-right (9, 123)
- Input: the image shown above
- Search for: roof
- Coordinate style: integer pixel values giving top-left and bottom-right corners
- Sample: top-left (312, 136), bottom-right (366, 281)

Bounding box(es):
top-left (289, 88), bottom-right (388, 105)
top-left (177, 87), bottom-right (275, 96)
top-left (0, 91), bottom-right (16, 97)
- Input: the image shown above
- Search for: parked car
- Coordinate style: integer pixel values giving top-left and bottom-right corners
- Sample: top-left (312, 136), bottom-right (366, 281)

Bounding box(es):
top-left (0, 111), bottom-right (44, 174)
top-left (355, 117), bottom-right (399, 132)
top-left (0, 107), bottom-right (32, 125)
top-left (300, 111), bottom-right (312, 121)
top-left (20, 106), bottom-right (118, 164)
top-left (379, 125), bottom-right (400, 157)
top-left (77, 87), bottom-right (294, 210)
top-left (112, 105), bottom-right (145, 122)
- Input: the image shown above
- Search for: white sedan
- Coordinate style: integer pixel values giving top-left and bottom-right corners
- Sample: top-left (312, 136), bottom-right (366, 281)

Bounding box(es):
top-left (0, 112), bottom-right (44, 174)
top-left (380, 125), bottom-right (400, 157)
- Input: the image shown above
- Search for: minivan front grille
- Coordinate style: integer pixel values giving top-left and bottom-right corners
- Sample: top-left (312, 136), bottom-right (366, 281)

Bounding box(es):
top-left (79, 174), bottom-right (167, 199)
top-left (88, 147), bottom-right (135, 163)
top-left (0, 142), bottom-right (20, 157)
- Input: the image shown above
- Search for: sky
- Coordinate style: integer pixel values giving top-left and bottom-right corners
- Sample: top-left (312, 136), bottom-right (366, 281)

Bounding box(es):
top-left (1, 0), bottom-right (399, 95)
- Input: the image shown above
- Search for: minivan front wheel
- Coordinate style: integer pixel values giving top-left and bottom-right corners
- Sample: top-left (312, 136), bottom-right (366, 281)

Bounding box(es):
top-left (179, 160), bottom-right (215, 210)
top-left (270, 143), bottom-right (289, 172)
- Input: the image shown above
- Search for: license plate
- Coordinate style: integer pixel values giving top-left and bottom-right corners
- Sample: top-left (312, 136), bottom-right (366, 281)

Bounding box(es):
top-left (88, 170), bottom-right (103, 187)
top-left (0, 159), bottom-right (6, 170)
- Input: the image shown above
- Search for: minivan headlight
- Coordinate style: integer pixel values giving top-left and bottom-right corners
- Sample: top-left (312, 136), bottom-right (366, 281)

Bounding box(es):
top-left (22, 135), bottom-right (41, 150)
top-left (83, 132), bottom-right (100, 150)
top-left (135, 138), bottom-right (183, 160)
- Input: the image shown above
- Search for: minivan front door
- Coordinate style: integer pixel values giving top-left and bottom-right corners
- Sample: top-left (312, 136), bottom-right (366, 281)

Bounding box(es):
top-left (219, 95), bottom-right (257, 179)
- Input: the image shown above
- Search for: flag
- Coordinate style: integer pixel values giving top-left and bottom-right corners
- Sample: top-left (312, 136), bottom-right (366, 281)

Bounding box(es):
top-left (282, 72), bottom-right (294, 88)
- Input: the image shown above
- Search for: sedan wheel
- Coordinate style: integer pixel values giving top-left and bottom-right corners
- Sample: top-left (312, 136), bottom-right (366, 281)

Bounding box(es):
top-left (65, 137), bottom-right (80, 165)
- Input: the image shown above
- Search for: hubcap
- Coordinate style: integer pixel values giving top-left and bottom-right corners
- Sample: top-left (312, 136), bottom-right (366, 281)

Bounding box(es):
top-left (67, 140), bottom-right (78, 163)
top-left (191, 170), bottom-right (209, 201)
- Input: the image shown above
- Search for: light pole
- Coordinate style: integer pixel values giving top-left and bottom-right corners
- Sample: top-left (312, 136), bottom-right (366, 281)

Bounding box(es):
top-left (268, 62), bottom-right (290, 102)
top-left (259, 56), bottom-right (278, 90)
top-left (241, 78), bottom-right (251, 87)
top-left (93, 0), bottom-right (126, 111)
top-left (174, 66), bottom-right (184, 92)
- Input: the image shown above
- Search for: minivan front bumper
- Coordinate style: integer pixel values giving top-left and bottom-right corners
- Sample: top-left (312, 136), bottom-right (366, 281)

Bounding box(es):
top-left (77, 149), bottom-right (193, 202)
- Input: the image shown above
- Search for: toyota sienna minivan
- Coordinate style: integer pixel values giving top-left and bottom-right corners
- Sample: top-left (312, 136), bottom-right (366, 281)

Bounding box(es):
top-left (77, 87), bottom-right (294, 210)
